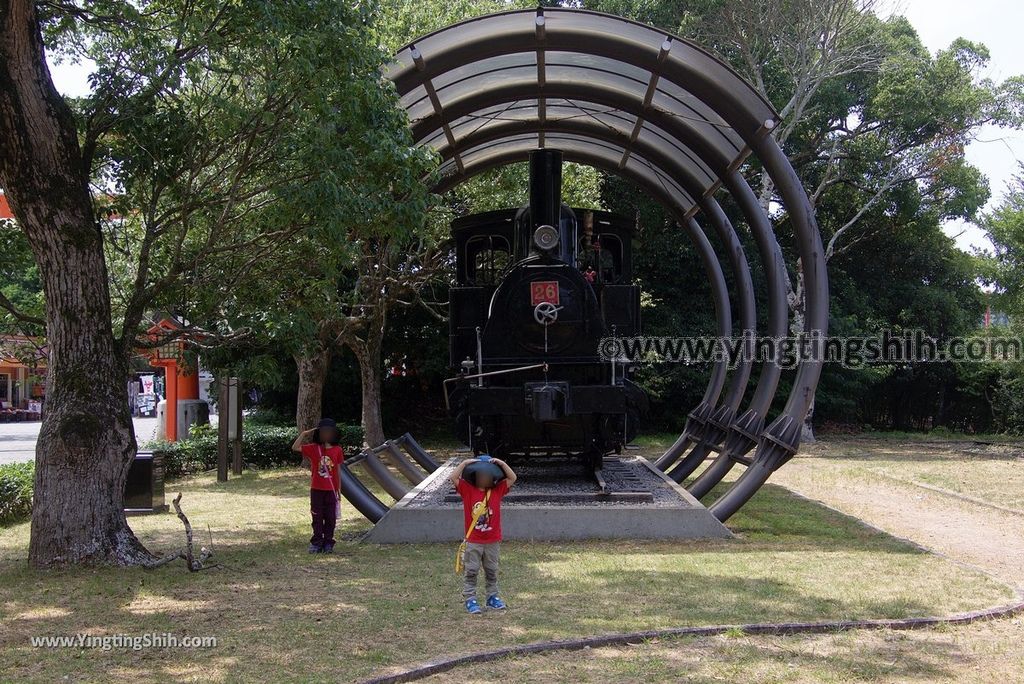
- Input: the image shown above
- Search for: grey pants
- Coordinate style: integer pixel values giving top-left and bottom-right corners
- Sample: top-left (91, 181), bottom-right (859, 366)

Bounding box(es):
top-left (462, 542), bottom-right (500, 599)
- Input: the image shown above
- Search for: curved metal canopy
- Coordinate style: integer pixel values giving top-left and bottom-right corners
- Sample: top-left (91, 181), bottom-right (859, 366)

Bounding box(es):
top-left (386, 8), bottom-right (829, 522)
top-left (389, 9), bottom-right (777, 214)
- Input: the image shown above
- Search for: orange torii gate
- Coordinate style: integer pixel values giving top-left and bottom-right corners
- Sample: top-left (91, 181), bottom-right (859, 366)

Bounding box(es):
top-left (144, 317), bottom-right (206, 442)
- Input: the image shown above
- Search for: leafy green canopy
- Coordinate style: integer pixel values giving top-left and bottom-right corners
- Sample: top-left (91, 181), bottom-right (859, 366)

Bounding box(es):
top-left (0, 223), bottom-right (44, 341)
top-left (582, 0), bottom-right (1023, 430)
top-left (33, 0), bottom-right (435, 351)
top-left (984, 173), bottom-right (1024, 318)
top-left (210, 0), bottom-right (603, 391)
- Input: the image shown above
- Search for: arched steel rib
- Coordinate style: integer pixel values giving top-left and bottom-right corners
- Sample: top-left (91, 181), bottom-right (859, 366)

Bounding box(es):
top-left (385, 8), bottom-right (829, 523)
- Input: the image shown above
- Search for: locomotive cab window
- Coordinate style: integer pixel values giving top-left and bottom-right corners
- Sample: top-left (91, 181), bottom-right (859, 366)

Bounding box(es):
top-left (578, 234), bottom-right (624, 284)
top-left (465, 235), bottom-right (511, 286)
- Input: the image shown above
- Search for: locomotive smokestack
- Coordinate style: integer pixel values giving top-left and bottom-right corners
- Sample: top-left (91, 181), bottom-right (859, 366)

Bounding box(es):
top-left (528, 149), bottom-right (566, 259)
top-left (529, 149), bottom-right (562, 230)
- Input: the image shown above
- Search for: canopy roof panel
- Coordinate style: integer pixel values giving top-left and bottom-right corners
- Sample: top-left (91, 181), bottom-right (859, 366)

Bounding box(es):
top-left (388, 7), bottom-right (779, 215)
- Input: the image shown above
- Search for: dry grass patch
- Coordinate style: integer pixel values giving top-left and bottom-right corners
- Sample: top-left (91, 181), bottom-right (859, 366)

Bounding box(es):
top-left (799, 438), bottom-right (1024, 511)
top-left (425, 618), bottom-right (1024, 683)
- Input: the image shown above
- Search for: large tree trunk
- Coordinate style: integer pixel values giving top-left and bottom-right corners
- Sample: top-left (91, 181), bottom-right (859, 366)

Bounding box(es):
top-left (294, 347), bottom-right (331, 431)
top-left (0, 3), bottom-right (152, 566)
top-left (352, 336), bottom-right (386, 448)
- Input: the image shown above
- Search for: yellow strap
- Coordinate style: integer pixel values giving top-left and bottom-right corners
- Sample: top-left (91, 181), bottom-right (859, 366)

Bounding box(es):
top-left (455, 489), bottom-right (491, 574)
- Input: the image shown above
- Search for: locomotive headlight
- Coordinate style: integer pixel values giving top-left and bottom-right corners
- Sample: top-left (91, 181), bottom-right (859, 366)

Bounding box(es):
top-left (533, 225), bottom-right (560, 252)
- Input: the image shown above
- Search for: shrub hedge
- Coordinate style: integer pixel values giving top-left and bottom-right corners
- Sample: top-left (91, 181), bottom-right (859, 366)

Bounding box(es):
top-left (0, 461), bottom-right (34, 525)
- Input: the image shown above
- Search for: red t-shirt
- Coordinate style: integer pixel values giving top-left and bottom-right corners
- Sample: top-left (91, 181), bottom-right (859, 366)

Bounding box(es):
top-left (302, 443), bottom-right (344, 491)
top-left (456, 478), bottom-right (510, 543)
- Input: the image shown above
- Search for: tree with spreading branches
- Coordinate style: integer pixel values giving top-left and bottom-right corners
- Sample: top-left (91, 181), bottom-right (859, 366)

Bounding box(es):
top-left (0, 0), bottom-right (430, 566)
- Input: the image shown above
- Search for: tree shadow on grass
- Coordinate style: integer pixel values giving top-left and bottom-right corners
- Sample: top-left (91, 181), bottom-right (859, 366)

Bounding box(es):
top-left (169, 468), bottom-right (309, 497)
top-left (0, 536), bottom-right (987, 683)
top-left (677, 484), bottom-right (926, 555)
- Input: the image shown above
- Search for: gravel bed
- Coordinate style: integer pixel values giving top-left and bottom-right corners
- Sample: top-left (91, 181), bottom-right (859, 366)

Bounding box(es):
top-left (404, 457), bottom-right (694, 509)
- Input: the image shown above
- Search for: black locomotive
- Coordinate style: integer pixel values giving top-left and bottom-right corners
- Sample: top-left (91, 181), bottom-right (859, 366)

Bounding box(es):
top-left (445, 150), bottom-right (648, 469)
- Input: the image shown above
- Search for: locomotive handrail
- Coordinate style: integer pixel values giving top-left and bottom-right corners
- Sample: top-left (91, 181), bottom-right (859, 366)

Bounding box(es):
top-left (442, 362), bottom-right (548, 411)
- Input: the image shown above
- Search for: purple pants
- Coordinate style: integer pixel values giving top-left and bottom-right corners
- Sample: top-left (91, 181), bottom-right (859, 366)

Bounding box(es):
top-left (310, 489), bottom-right (338, 547)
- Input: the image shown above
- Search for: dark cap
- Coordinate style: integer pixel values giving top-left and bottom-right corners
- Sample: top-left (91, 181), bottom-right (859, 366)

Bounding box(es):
top-left (316, 418), bottom-right (338, 430)
top-left (462, 454), bottom-right (505, 485)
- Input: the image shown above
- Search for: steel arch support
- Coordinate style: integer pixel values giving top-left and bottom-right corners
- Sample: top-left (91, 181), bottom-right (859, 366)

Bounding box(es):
top-left (679, 171), bottom-right (792, 492)
top-left (707, 138), bottom-right (828, 521)
top-left (338, 465), bottom-right (390, 523)
top-left (395, 432), bottom-right (441, 472)
top-left (359, 445), bottom-right (412, 501)
top-left (382, 8), bottom-right (829, 525)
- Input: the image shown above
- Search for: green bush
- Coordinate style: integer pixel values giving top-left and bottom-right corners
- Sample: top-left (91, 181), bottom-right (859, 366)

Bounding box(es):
top-left (0, 461), bottom-right (34, 525)
top-left (334, 424), bottom-right (365, 452)
top-left (147, 421), bottom-right (364, 479)
top-left (246, 406), bottom-right (295, 427)
top-left (147, 433), bottom-right (218, 479)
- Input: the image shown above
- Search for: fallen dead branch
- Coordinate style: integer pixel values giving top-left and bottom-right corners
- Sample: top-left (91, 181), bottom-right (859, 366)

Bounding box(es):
top-left (144, 493), bottom-right (216, 571)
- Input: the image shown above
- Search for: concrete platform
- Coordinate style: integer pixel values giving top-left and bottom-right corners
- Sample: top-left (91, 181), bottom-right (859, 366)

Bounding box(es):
top-left (363, 457), bottom-right (732, 543)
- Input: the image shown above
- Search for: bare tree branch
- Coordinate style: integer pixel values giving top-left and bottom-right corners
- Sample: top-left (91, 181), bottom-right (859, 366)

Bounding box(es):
top-left (0, 291), bottom-right (45, 327)
top-left (143, 493), bottom-right (216, 572)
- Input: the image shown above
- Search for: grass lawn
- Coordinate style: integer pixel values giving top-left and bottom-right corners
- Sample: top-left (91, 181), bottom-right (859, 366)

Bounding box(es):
top-left (794, 438), bottom-right (1024, 511)
top-left (428, 619), bottom-right (1024, 683)
top-left (0, 462), bottom-right (1015, 683)
top-left (634, 431), bottom-right (1024, 511)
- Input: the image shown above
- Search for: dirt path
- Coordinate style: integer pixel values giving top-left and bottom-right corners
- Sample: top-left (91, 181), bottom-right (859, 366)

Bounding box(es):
top-left (771, 442), bottom-right (1024, 589)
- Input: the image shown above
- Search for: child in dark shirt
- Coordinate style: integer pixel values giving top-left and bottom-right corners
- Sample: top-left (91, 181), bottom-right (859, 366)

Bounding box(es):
top-left (450, 455), bottom-right (517, 614)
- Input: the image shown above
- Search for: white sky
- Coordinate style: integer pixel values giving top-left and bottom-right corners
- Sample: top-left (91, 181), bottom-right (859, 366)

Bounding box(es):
top-left (46, 1), bottom-right (1023, 253)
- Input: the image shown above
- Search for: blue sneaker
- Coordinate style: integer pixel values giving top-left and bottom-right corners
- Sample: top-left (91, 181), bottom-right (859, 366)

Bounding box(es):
top-left (465, 598), bottom-right (482, 615)
top-left (486, 595), bottom-right (507, 610)
top-left (308, 543), bottom-right (322, 554)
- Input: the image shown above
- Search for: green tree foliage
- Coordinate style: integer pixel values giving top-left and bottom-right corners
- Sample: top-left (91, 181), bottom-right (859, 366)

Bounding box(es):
top-left (983, 172), bottom-right (1024, 319)
top-left (0, 461), bottom-right (34, 525)
top-left (0, 222), bottom-right (44, 343)
top-left (75, 0), bottom-right (438, 442)
top-left (978, 173), bottom-right (1024, 433)
top-left (39, 0), bottom-right (429, 347)
top-left (584, 0), bottom-right (1022, 432)
top-left (601, 175), bottom-right (715, 430)
top-left (217, 0), bottom-right (607, 441)
top-left (374, 0), bottom-right (538, 53)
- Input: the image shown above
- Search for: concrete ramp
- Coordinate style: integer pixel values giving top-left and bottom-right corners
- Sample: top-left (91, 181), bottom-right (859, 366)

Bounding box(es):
top-left (363, 457), bottom-right (731, 543)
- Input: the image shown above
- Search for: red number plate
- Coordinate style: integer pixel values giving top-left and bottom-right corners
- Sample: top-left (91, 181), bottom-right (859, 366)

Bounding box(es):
top-left (530, 281), bottom-right (560, 306)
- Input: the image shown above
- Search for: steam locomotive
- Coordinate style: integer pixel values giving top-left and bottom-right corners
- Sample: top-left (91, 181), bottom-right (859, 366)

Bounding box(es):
top-left (445, 150), bottom-right (648, 469)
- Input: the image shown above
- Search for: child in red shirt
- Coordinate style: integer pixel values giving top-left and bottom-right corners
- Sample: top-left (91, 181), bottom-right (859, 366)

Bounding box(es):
top-left (291, 418), bottom-right (344, 553)
top-left (450, 455), bottom-right (517, 614)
